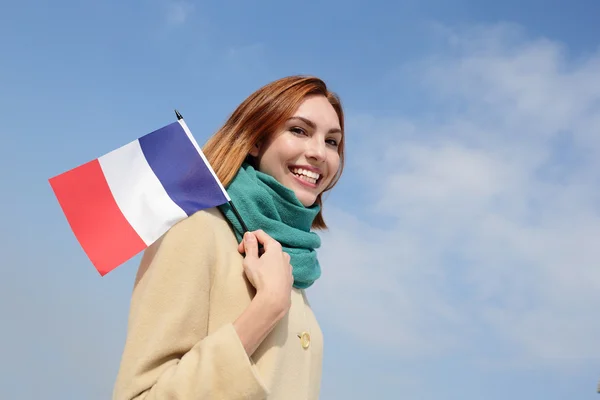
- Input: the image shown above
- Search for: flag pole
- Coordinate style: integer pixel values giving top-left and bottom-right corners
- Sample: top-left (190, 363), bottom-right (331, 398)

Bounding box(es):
top-left (174, 109), bottom-right (252, 235)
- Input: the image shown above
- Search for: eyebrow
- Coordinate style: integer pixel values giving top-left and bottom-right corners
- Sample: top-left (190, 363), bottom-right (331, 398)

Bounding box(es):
top-left (288, 116), bottom-right (342, 135)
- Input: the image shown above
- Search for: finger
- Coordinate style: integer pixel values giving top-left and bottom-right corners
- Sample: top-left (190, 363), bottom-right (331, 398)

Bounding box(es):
top-left (283, 252), bottom-right (291, 263)
top-left (251, 229), bottom-right (281, 251)
top-left (238, 234), bottom-right (250, 254)
top-left (241, 263), bottom-right (257, 289)
top-left (242, 232), bottom-right (259, 261)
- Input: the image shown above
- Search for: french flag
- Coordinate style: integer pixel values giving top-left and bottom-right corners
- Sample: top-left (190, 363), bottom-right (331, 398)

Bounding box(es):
top-left (49, 118), bottom-right (230, 276)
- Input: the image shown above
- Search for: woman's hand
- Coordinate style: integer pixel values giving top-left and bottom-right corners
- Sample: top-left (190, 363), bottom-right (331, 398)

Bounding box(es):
top-left (238, 230), bottom-right (293, 315)
top-left (233, 230), bottom-right (293, 356)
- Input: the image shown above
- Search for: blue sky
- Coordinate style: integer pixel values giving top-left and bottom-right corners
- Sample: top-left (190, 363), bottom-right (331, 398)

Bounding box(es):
top-left (2, 0), bottom-right (600, 399)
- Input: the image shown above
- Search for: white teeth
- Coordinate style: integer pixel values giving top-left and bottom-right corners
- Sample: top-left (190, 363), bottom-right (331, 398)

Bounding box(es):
top-left (290, 167), bottom-right (320, 184)
top-left (291, 167), bottom-right (320, 179)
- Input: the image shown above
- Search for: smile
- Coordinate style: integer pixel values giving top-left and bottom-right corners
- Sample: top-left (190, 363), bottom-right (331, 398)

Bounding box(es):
top-left (289, 167), bottom-right (321, 186)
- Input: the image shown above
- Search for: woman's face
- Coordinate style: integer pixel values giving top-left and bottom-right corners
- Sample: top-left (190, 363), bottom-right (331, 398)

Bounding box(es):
top-left (251, 95), bottom-right (342, 207)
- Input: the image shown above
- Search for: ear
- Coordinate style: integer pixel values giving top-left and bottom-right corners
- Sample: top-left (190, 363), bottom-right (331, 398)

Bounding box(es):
top-left (249, 141), bottom-right (261, 157)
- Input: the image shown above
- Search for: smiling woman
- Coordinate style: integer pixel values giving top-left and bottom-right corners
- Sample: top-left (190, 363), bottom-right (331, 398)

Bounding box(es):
top-left (112, 76), bottom-right (345, 400)
top-left (203, 76), bottom-right (345, 228)
top-left (249, 96), bottom-right (343, 207)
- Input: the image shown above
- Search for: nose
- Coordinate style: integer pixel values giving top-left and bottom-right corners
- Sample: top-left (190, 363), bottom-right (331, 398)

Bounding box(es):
top-left (305, 136), bottom-right (326, 162)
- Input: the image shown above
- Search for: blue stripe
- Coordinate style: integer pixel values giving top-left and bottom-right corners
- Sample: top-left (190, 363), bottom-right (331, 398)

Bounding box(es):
top-left (138, 121), bottom-right (228, 216)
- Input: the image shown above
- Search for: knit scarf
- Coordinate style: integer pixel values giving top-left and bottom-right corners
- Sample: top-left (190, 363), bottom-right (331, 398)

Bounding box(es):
top-left (218, 163), bottom-right (321, 289)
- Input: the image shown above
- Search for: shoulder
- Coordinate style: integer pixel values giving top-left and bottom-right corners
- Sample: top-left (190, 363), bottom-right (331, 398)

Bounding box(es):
top-left (157, 207), bottom-right (236, 250)
top-left (133, 207), bottom-right (236, 285)
top-left (170, 207), bottom-right (230, 237)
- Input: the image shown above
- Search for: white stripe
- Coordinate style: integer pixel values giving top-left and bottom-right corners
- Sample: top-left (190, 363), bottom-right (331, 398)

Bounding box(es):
top-left (99, 140), bottom-right (188, 246)
top-left (178, 119), bottom-right (231, 201)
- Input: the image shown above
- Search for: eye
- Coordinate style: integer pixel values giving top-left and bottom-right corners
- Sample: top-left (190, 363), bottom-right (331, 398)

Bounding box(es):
top-left (290, 127), bottom-right (307, 136)
top-left (326, 138), bottom-right (339, 147)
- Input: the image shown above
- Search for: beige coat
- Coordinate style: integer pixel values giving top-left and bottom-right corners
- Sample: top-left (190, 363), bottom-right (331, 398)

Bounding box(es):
top-left (112, 208), bottom-right (323, 400)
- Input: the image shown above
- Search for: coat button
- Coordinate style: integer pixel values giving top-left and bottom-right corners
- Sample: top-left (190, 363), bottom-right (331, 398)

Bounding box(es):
top-left (299, 331), bottom-right (311, 349)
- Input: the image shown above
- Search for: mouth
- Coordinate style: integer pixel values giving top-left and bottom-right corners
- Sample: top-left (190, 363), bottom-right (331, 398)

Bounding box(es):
top-left (289, 166), bottom-right (322, 187)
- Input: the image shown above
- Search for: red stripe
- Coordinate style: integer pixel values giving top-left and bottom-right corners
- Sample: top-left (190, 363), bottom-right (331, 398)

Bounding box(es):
top-left (49, 159), bottom-right (147, 275)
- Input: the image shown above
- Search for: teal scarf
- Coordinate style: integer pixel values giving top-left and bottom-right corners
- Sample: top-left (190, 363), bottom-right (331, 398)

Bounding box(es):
top-left (218, 163), bottom-right (321, 289)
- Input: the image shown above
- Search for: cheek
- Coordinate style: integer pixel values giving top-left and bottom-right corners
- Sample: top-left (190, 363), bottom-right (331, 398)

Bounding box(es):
top-left (259, 144), bottom-right (290, 176)
top-left (278, 136), bottom-right (302, 157)
top-left (327, 152), bottom-right (341, 174)
top-left (264, 137), bottom-right (297, 161)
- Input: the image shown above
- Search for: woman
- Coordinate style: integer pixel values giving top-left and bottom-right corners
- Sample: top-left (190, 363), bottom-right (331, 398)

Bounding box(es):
top-left (112, 75), bottom-right (345, 400)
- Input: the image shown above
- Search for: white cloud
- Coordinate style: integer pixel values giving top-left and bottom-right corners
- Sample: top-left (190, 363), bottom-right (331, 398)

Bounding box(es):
top-left (166, 1), bottom-right (194, 25)
top-left (312, 23), bottom-right (600, 367)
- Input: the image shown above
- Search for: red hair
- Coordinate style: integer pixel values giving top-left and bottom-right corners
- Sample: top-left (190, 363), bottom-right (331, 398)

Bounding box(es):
top-left (202, 75), bottom-right (345, 229)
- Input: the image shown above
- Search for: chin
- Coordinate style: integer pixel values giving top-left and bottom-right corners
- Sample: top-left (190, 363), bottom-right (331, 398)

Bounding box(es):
top-left (296, 194), bottom-right (317, 207)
